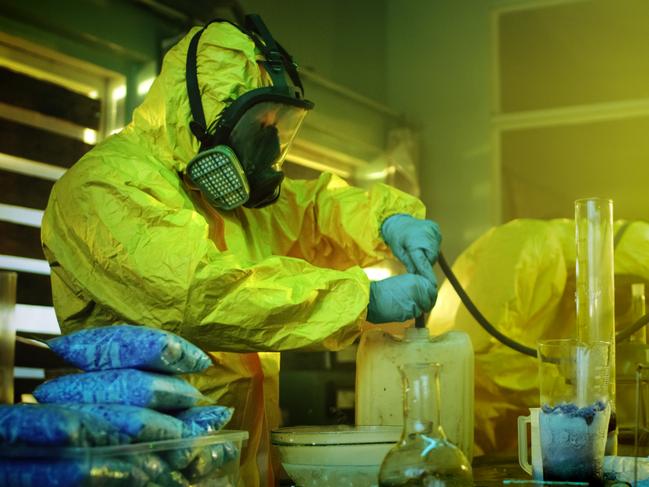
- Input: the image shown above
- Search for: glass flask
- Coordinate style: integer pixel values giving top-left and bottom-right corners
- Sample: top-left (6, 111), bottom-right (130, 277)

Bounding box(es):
top-left (378, 362), bottom-right (473, 487)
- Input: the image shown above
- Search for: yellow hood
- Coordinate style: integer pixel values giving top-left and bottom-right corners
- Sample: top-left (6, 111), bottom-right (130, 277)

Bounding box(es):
top-left (127, 22), bottom-right (270, 173)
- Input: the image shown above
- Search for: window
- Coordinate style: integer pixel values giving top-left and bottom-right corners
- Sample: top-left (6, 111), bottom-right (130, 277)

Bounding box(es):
top-left (493, 0), bottom-right (647, 221)
top-left (0, 32), bottom-right (124, 335)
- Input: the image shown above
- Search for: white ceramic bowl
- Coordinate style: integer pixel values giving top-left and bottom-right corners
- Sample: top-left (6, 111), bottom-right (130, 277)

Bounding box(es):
top-left (271, 425), bottom-right (401, 487)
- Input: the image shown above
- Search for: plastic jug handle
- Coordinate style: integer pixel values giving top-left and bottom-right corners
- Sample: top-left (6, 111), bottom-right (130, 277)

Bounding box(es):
top-left (517, 415), bottom-right (532, 475)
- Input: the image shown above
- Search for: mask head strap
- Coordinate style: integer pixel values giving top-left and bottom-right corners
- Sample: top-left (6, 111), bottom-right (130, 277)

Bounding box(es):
top-left (186, 16), bottom-right (304, 151)
top-left (186, 25), bottom-right (211, 150)
top-left (244, 14), bottom-right (305, 98)
top-left (186, 18), bottom-right (250, 149)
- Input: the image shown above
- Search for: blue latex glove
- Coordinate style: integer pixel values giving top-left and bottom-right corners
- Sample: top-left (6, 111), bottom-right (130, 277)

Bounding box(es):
top-left (367, 274), bottom-right (437, 324)
top-left (381, 214), bottom-right (441, 284)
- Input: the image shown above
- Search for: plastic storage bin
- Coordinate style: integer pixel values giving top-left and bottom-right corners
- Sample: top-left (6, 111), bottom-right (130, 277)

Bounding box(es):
top-left (0, 430), bottom-right (248, 487)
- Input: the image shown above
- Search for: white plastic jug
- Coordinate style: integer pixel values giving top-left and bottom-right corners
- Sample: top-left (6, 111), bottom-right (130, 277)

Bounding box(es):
top-left (355, 327), bottom-right (474, 460)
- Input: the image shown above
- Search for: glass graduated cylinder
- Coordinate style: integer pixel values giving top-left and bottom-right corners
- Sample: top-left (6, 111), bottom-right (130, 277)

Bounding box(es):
top-left (574, 197), bottom-right (616, 454)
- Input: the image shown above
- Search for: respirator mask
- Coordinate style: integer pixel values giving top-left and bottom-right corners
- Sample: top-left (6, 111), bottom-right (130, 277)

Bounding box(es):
top-left (184, 14), bottom-right (314, 210)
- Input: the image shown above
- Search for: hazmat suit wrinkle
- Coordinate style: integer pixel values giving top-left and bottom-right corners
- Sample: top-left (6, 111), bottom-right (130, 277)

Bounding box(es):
top-left (41, 21), bottom-right (425, 487)
top-left (253, 173), bottom-right (425, 270)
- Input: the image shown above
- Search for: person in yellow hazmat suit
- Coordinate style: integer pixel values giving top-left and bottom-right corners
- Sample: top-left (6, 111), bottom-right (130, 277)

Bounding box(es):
top-left (40, 15), bottom-right (441, 486)
top-left (428, 218), bottom-right (649, 456)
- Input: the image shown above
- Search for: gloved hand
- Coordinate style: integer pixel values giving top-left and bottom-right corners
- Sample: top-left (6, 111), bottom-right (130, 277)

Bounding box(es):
top-left (367, 274), bottom-right (437, 324)
top-left (381, 214), bottom-right (441, 284)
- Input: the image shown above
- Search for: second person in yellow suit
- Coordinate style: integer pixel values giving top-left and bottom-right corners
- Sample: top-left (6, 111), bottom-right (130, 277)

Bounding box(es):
top-left (429, 218), bottom-right (649, 456)
top-left (41, 15), bottom-right (441, 486)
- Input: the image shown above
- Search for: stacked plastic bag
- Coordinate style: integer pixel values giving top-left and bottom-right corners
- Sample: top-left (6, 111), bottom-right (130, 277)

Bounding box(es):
top-left (0, 324), bottom-right (236, 487)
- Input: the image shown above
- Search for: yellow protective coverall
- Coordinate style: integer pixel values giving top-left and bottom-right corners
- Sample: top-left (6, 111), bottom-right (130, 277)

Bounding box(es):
top-left (40, 22), bottom-right (425, 486)
top-left (428, 218), bottom-right (649, 456)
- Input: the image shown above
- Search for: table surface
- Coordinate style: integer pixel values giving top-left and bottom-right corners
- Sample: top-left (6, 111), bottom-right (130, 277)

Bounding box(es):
top-left (280, 453), bottom-right (639, 485)
top-left (277, 454), bottom-right (529, 486)
top-left (473, 454), bottom-right (529, 486)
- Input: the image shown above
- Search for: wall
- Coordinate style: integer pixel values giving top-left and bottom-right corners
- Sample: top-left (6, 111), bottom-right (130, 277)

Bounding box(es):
top-left (240, 0), bottom-right (388, 104)
top-left (386, 1), bottom-right (494, 262)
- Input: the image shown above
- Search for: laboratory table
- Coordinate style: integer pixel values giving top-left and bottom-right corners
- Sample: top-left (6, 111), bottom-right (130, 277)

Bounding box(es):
top-left (472, 454), bottom-right (530, 485)
top-left (279, 452), bottom-right (645, 485)
top-left (277, 454), bottom-right (529, 486)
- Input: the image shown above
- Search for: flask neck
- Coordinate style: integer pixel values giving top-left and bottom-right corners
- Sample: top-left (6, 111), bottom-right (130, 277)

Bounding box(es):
top-left (400, 363), bottom-right (445, 439)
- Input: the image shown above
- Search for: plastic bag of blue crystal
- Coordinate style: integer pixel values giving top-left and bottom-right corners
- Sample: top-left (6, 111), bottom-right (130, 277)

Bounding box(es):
top-left (166, 407), bottom-right (236, 470)
top-left (165, 439), bottom-right (240, 472)
top-left (0, 457), bottom-right (150, 487)
top-left (0, 404), bottom-right (125, 447)
top-left (0, 452), bottom-right (192, 487)
top-left (175, 406), bottom-right (234, 435)
top-left (47, 324), bottom-right (212, 374)
top-left (61, 404), bottom-right (185, 442)
top-left (130, 454), bottom-right (189, 487)
top-left (182, 441), bottom-right (239, 482)
top-left (33, 369), bottom-right (209, 411)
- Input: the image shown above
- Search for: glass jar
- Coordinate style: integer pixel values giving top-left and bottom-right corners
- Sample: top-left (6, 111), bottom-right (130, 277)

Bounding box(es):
top-left (378, 363), bottom-right (472, 487)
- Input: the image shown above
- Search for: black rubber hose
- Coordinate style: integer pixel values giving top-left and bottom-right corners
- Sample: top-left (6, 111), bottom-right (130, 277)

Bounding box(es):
top-left (437, 251), bottom-right (538, 358)
top-left (616, 313), bottom-right (649, 342)
top-left (435, 221), bottom-right (649, 357)
top-left (437, 251), bottom-right (649, 356)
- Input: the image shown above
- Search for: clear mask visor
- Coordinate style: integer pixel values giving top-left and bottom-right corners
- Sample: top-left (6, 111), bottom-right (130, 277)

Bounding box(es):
top-left (228, 101), bottom-right (309, 174)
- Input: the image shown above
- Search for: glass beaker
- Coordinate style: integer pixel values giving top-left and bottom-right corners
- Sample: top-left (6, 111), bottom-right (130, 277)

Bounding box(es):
top-left (537, 339), bottom-right (611, 485)
top-left (0, 271), bottom-right (17, 404)
top-left (378, 362), bottom-right (472, 487)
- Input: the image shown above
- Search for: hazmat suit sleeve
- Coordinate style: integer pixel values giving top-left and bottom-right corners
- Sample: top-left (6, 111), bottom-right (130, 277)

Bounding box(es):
top-left (263, 172), bottom-right (427, 270)
top-left (42, 148), bottom-right (423, 353)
